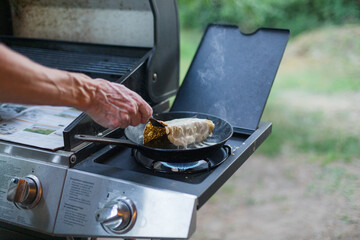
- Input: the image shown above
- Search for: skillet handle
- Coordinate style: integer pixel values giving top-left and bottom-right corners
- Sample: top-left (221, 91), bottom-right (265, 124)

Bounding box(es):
top-left (74, 134), bottom-right (141, 149)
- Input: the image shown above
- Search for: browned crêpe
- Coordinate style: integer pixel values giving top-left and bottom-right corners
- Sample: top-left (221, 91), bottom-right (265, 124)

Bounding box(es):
top-left (143, 118), bottom-right (215, 148)
top-left (143, 121), bottom-right (167, 144)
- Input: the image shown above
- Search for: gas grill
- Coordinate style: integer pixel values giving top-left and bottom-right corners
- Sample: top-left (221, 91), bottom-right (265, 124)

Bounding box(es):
top-left (0, 1), bottom-right (289, 239)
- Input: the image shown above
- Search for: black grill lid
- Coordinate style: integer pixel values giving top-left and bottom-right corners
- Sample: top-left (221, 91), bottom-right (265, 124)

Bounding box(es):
top-left (171, 24), bottom-right (289, 133)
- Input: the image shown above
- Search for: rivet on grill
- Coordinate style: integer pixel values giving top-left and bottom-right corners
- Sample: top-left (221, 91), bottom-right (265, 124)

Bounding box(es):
top-left (152, 73), bottom-right (158, 81)
top-left (70, 155), bottom-right (77, 164)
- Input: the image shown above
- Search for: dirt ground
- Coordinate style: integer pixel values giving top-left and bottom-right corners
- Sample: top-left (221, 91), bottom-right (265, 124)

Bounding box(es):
top-left (192, 153), bottom-right (360, 240)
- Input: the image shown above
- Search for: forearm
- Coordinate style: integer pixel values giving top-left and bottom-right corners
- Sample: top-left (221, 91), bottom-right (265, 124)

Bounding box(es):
top-left (0, 43), bottom-right (152, 129)
top-left (0, 43), bottom-right (92, 109)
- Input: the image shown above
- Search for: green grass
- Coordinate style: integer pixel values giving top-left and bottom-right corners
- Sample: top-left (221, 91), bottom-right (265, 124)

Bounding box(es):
top-left (275, 59), bottom-right (360, 93)
top-left (257, 26), bottom-right (360, 162)
top-left (259, 104), bottom-right (360, 163)
top-left (169, 29), bottom-right (202, 106)
top-left (274, 25), bottom-right (360, 93)
top-left (180, 29), bottom-right (203, 82)
top-left (305, 165), bottom-right (359, 207)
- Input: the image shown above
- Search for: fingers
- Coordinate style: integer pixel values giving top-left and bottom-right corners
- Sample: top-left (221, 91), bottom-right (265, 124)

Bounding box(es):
top-left (110, 83), bottom-right (152, 126)
top-left (127, 91), bottom-right (153, 124)
top-left (127, 99), bottom-right (142, 127)
top-left (138, 100), bottom-right (153, 124)
top-left (86, 80), bottom-right (153, 129)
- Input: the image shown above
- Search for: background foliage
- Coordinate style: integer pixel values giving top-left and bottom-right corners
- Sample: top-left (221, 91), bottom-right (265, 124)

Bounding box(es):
top-left (177, 2), bottom-right (360, 162)
top-left (177, 2), bottom-right (360, 239)
top-left (178, 0), bottom-right (360, 36)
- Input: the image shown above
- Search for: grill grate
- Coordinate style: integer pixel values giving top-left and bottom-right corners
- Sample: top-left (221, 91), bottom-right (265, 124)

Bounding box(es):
top-left (12, 46), bottom-right (140, 77)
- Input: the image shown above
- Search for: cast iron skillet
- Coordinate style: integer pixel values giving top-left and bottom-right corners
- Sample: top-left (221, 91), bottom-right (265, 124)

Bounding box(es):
top-left (75, 111), bottom-right (233, 162)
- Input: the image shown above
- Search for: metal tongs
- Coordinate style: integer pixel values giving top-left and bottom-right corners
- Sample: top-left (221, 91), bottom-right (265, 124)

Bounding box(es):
top-left (149, 116), bottom-right (166, 128)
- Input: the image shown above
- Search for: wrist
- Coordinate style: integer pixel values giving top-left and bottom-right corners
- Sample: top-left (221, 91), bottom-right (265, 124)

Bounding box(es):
top-left (65, 72), bottom-right (95, 111)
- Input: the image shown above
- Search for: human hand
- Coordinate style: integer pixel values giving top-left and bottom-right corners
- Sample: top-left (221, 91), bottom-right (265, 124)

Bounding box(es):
top-left (73, 73), bottom-right (153, 129)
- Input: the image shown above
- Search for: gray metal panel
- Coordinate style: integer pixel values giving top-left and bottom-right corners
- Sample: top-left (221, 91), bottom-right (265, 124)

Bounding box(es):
top-left (0, 140), bottom-right (72, 166)
top-left (147, 0), bottom-right (180, 103)
top-left (9, 0), bottom-right (154, 47)
top-left (0, 155), bottom-right (67, 234)
top-left (54, 169), bottom-right (197, 239)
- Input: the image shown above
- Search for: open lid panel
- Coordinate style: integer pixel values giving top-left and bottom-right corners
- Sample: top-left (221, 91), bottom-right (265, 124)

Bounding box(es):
top-left (171, 24), bottom-right (289, 134)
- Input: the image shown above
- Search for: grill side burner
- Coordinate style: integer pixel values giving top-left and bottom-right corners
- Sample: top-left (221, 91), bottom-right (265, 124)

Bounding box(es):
top-left (133, 145), bottom-right (232, 173)
top-left (75, 122), bottom-right (272, 209)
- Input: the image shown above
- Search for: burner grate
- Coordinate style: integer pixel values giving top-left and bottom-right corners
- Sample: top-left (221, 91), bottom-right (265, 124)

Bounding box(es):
top-left (133, 145), bottom-right (231, 174)
top-left (11, 46), bottom-right (139, 79)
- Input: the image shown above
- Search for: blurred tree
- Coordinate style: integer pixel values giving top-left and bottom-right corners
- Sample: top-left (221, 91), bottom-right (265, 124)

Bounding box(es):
top-left (178, 0), bottom-right (360, 35)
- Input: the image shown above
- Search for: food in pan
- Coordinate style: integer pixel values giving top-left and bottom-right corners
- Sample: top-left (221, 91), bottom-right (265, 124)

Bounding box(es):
top-left (143, 123), bottom-right (167, 144)
top-left (143, 118), bottom-right (215, 148)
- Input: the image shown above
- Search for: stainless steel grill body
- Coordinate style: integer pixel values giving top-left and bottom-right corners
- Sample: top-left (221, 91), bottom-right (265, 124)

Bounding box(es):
top-left (0, 122), bottom-right (271, 239)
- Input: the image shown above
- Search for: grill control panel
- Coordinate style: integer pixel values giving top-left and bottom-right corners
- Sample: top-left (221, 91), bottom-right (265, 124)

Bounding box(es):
top-left (0, 155), bottom-right (67, 233)
top-left (54, 169), bottom-right (197, 239)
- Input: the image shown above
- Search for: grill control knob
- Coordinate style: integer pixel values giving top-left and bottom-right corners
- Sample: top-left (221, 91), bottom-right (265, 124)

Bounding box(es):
top-left (6, 175), bottom-right (42, 209)
top-left (95, 197), bottom-right (137, 234)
